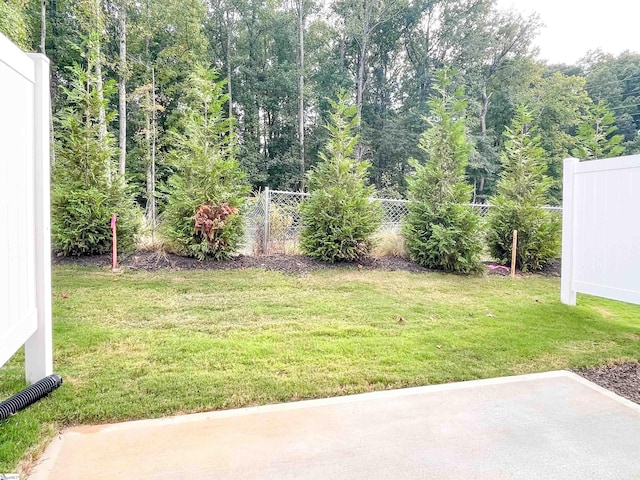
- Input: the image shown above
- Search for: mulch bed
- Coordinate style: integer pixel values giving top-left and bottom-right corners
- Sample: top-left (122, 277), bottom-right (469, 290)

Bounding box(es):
top-left (575, 362), bottom-right (640, 406)
top-left (53, 251), bottom-right (562, 276)
top-left (53, 251), bottom-right (637, 405)
top-left (53, 251), bottom-right (432, 274)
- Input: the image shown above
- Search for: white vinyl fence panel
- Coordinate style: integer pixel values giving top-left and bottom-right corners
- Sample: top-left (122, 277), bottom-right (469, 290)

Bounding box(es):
top-left (561, 156), bottom-right (640, 305)
top-left (0, 33), bottom-right (52, 383)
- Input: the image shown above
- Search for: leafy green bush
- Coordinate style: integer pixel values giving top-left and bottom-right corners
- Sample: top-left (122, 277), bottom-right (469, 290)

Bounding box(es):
top-left (487, 106), bottom-right (561, 271)
top-left (403, 70), bottom-right (482, 273)
top-left (300, 93), bottom-right (381, 262)
top-left (52, 61), bottom-right (140, 256)
top-left (161, 65), bottom-right (248, 260)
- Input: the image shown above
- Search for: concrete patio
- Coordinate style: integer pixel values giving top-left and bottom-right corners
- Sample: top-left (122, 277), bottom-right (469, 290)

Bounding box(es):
top-left (29, 371), bottom-right (640, 479)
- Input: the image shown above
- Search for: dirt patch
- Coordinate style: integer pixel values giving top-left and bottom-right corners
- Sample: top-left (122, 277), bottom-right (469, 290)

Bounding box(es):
top-left (575, 361), bottom-right (640, 405)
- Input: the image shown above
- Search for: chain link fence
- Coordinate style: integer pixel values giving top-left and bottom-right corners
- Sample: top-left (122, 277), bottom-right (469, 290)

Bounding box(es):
top-left (242, 188), bottom-right (562, 255)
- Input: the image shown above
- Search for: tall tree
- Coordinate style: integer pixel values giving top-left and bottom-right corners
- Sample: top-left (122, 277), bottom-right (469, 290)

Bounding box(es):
top-left (40, 0), bottom-right (46, 52)
top-left (332, 0), bottom-right (404, 129)
top-left (454, 5), bottom-right (540, 201)
top-left (162, 65), bottom-right (248, 259)
top-left (296, 0), bottom-right (305, 187)
top-left (300, 91), bottom-right (381, 262)
top-left (403, 69), bottom-right (482, 273)
top-left (582, 50), bottom-right (640, 151)
top-left (487, 105), bottom-right (560, 271)
top-left (526, 72), bottom-right (592, 200)
top-left (118, 0), bottom-right (128, 175)
top-left (52, 49), bottom-right (140, 256)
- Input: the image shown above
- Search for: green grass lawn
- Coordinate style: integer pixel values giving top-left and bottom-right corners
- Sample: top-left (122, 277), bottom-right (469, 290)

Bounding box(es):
top-left (1, 265), bottom-right (640, 473)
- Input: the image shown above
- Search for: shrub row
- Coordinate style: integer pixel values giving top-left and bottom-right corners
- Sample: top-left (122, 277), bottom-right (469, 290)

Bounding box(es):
top-left (52, 66), bottom-right (560, 272)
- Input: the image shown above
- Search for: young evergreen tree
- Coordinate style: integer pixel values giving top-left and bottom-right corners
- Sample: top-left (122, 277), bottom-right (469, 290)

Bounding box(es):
top-left (300, 92), bottom-right (381, 262)
top-left (162, 65), bottom-right (248, 260)
top-left (403, 70), bottom-right (482, 273)
top-left (487, 105), bottom-right (561, 271)
top-left (572, 101), bottom-right (625, 160)
top-left (52, 57), bottom-right (140, 256)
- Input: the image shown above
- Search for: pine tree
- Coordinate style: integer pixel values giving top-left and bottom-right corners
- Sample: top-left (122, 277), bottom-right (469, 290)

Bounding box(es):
top-left (162, 65), bottom-right (248, 260)
top-left (403, 69), bottom-right (482, 273)
top-left (300, 92), bottom-right (381, 262)
top-left (487, 105), bottom-right (560, 271)
top-left (52, 56), bottom-right (140, 256)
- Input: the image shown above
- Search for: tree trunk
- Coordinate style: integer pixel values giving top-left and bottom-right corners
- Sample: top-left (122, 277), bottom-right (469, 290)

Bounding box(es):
top-left (356, 40), bottom-right (367, 129)
top-left (226, 4), bottom-right (233, 119)
top-left (118, 0), bottom-right (127, 176)
top-left (480, 83), bottom-right (490, 136)
top-left (149, 66), bottom-right (157, 228)
top-left (93, 0), bottom-right (109, 181)
top-left (42, 0), bottom-right (55, 164)
top-left (40, 0), bottom-right (46, 53)
top-left (297, 0), bottom-right (305, 189)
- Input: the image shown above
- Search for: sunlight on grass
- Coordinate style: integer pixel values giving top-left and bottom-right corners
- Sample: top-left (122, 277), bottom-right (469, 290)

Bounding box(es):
top-left (1, 265), bottom-right (639, 473)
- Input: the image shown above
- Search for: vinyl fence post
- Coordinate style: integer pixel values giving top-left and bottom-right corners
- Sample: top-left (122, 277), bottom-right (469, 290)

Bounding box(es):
top-left (561, 158), bottom-right (578, 306)
top-left (263, 187), bottom-right (270, 255)
top-left (25, 53), bottom-right (53, 384)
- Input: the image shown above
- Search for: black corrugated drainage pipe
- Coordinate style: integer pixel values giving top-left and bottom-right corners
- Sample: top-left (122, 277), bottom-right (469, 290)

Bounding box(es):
top-left (0, 374), bottom-right (63, 421)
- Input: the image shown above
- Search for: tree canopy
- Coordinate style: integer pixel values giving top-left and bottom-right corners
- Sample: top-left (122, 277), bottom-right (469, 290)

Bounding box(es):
top-left (7, 0), bottom-right (639, 212)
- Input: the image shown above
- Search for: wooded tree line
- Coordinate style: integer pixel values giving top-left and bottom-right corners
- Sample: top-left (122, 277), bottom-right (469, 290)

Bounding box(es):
top-left (3, 0), bottom-right (640, 211)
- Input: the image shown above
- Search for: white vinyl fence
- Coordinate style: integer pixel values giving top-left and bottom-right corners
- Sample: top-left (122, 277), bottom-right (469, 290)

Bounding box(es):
top-left (244, 188), bottom-right (561, 255)
top-left (0, 34), bottom-right (52, 383)
top-left (561, 155), bottom-right (640, 306)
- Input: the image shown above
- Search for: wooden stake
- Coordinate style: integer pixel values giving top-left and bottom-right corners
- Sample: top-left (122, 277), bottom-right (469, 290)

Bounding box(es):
top-left (510, 230), bottom-right (518, 279)
top-left (111, 214), bottom-right (118, 272)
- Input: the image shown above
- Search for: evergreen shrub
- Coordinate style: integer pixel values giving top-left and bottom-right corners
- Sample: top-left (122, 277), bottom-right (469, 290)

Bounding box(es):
top-left (403, 70), bottom-right (483, 273)
top-left (52, 62), bottom-right (140, 256)
top-left (162, 65), bottom-right (248, 260)
top-left (300, 93), bottom-right (381, 262)
top-left (487, 106), bottom-right (561, 271)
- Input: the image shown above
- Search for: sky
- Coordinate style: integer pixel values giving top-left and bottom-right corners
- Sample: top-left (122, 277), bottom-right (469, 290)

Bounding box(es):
top-left (497, 0), bottom-right (640, 65)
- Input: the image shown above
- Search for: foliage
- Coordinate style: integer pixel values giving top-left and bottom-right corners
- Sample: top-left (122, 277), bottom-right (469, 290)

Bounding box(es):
top-left (525, 72), bottom-right (593, 202)
top-left (52, 61), bottom-right (140, 256)
top-left (572, 101), bottom-right (625, 160)
top-left (583, 50), bottom-right (640, 145)
top-left (12, 0), bottom-right (640, 242)
top-left (0, 0), bottom-right (31, 49)
top-left (403, 70), bottom-right (483, 274)
top-left (161, 65), bottom-right (249, 260)
top-left (300, 92), bottom-right (381, 262)
top-left (487, 106), bottom-right (561, 271)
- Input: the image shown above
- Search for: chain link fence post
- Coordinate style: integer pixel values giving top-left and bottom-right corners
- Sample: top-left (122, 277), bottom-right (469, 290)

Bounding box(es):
top-left (263, 187), bottom-right (271, 255)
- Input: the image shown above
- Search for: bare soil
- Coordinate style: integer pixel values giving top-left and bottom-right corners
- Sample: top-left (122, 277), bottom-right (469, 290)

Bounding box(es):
top-left (53, 252), bottom-right (637, 405)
